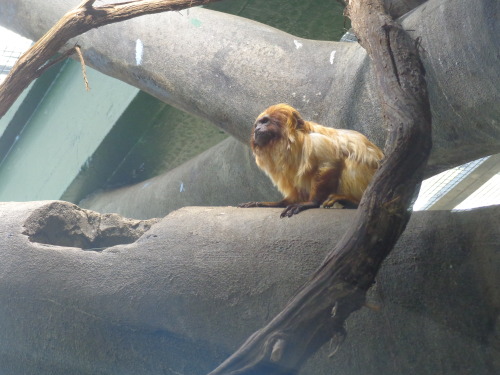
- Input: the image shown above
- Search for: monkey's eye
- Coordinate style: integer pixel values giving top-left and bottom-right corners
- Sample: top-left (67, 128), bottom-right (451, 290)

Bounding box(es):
top-left (258, 116), bottom-right (270, 125)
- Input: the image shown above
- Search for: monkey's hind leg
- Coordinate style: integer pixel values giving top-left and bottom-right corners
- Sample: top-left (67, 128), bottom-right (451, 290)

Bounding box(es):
top-left (322, 194), bottom-right (359, 209)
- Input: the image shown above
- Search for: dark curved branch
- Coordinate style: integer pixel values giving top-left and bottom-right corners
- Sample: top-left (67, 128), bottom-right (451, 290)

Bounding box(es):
top-left (0, 0), bottom-right (223, 119)
top-left (208, 0), bottom-right (432, 373)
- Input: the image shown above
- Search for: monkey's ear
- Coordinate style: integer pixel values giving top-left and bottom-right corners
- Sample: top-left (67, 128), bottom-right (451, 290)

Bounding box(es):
top-left (293, 112), bottom-right (305, 129)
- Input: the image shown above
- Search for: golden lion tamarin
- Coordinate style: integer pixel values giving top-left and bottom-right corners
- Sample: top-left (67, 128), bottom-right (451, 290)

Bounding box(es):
top-left (239, 104), bottom-right (384, 217)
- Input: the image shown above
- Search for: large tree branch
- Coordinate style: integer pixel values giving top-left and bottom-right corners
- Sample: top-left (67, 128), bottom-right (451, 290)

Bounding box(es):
top-left (1, 1), bottom-right (498, 176)
top-left (0, 0), bottom-right (223, 119)
top-left (1, 203), bottom-right (497, 373)
top-left (208, 0), bottom-right (432, 373)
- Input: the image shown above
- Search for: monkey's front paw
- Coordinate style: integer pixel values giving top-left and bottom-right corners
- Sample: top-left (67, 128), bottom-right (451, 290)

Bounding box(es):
top-left (280, 204), bottom-right (302, 218)
top-left (280, 204), bottom-right (300, 218)
top-left (238, 202), bottom-right (259, 208)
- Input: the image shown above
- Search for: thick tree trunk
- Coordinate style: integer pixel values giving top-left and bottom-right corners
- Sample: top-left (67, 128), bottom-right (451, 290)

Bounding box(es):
top-left (0, 202), bottom-right (498, 374)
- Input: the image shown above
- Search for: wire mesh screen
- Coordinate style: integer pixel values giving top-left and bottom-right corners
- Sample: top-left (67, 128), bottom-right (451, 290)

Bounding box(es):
top-left (0, 48), bottom-right (22, 80)
top-left (0, 26), bottom-right (33, 83)
top-left (413, 157), bottom-right (490, 211)
top-left (454, 171), bottom-right (500, 210)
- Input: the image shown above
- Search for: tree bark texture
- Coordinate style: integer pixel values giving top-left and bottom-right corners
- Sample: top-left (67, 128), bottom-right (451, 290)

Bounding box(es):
top-left (0, 0), bottom-right (223, 119)
top-left (1, 203), bottom-right (498, 374)
top-left (208, 0), bottom-right (432, 373)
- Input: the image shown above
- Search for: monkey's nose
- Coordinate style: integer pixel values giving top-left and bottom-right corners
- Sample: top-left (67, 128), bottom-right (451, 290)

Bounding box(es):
top-left (254, 124), bottom-right (266, 134)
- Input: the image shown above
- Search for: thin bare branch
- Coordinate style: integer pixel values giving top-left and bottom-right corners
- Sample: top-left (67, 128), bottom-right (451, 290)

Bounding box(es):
top-left (0, 0), bottom-right (224, 119)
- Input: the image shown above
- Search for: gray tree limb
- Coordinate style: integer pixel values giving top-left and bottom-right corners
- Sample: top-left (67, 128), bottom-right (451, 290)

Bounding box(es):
top-left (0, 201), bottom-right (498, 374)
top-left (1, 0), bottom-right (498, 176)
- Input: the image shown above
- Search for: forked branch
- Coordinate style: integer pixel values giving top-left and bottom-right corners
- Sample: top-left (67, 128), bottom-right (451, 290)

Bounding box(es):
top-left (208, 0), bottom-right (432, 373)
top-left (0, 0), bottom-right (223, 119)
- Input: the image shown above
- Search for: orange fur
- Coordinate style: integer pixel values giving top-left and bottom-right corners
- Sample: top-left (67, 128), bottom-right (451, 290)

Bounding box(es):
top-left (239, 104), bottom-right (384, 217)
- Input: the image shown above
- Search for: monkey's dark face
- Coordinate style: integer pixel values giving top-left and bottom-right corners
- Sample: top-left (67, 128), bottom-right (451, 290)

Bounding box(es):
top-left (252, 114), bottom-right (282, 148)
